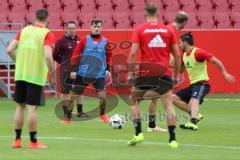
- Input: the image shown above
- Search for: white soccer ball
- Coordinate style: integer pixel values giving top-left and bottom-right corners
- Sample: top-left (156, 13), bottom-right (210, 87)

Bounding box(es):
top-left (110, 114), bottom-right (125, 129)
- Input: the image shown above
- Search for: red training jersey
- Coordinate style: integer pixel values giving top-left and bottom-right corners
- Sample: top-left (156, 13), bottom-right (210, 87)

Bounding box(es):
top-left (132, 22), bottom-right (177, 75)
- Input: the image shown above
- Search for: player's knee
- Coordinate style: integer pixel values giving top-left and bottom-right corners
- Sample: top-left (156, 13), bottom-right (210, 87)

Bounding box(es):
top-left (129, 94), bottom-right (141, 105)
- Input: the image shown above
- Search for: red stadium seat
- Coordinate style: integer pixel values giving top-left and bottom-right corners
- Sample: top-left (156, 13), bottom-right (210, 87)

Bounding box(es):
top-left (161, 0), bottom-right (180, 12)
top-left (0, 13), bottom-right (9, 30)
top-left (60, 13), bottom-right (78, 28)
top-left (144, 0), bottom-right (161, 4)
top-left (47, 13), bottom-right (62, 29)
top-left (228, 0), bottom-right (240, 12)
top-left (112, 12), bottom-right (131, 29)
top-left (162, 12), bottom-right (176, 25)
top-left (229, 12), bottom-right (240, 29)
top-left (129, 1), bottom-right (145, 12)
top-left (95, 0), bottom-right (113, 13)
top-left (213, 12), bottom-right (232, 29)
top-left (195, 0), bottom-right (213, 12)
top-left (25, 12), bottom-right (35, 25)
top-left (112, 0), bottom-right (130, 13)
top-left (212, 0), bottom-right (229, 12)
top-left (77, 12), bottom-right (96, 29)
top-left (61, 0), bottom-right (81, 13)
top-left (196, 12), bottom-right (215, 29)
top-left (26, 0), bottom-right (44, 13)
top-left (8, 0), bottom-right (26, 13)
top-left (129, 12), bottom-right (145, 28)
top-left (95, 12), bottom-right (114, 29)
top-left (179, 0), bottom-right (196, 12)
top-left (79, 0), bottom-right (96, 13)
top-left (7, 12), bottom-right (26, 30)
top-left (42, 0), bottom-right (62, 11)
top-left (184, 12), bottom-right (199, 29)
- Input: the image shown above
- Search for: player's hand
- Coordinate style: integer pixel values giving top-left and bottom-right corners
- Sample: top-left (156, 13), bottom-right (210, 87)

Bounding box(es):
top-left (106, 70), bottom-right (111, 78)
top-left (70, 72), bottom-right (77, 79)
top-left (223, 72), bottom-right (235, 83)
top-left (172, 75), bottom-right (179, 87)
top-left (127, 72), bottom-right (135, 85)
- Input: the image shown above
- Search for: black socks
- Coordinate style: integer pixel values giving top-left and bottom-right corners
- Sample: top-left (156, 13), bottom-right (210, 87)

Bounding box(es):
top-left (133, 119), bottom-right (142, 136)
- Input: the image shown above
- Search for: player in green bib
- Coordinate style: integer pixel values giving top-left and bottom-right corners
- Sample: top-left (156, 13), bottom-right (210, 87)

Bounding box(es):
top-left (7, 9), bottom-right (55, 149)
top-left (173, 32), bottom-right (235, 130)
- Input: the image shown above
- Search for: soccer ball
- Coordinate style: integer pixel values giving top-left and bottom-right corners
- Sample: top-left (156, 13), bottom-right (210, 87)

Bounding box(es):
top-left (110, 114), bottom-right (125, 129)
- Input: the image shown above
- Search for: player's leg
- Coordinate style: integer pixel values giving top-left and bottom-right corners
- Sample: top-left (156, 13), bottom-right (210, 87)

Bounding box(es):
top-left (93, 78), bottom-right (109, 123)
top-left (172, 89), bottom-right (191, 114)
top-left (12, 81), bottom-right (26, 148)
top-left (71, 75), bottom-right (88, 119)
top-left (25, 82), bottom-right (47, 149)
top-left (160, 90), bottom-right (178, 148)
top-left (180, 83), bottom-right (211, 130)
top-left (127, 87), bottom-right (145, 146)
top-left (75, 94), bottom-right (88, 117)
top-left (147, 97), bottom-right (168, 132)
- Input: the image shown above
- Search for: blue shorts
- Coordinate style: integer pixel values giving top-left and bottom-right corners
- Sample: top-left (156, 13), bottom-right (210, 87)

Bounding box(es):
top-left (175, 82), bottom-right (211, 104)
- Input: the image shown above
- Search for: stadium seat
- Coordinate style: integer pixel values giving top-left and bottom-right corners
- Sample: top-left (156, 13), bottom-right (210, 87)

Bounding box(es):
top-left (47, 13), bottom-right (62, 29)
top-left (161, 0), bottom-right (180, 12)
top-left (112, 0), bottom-right (131, 13)
top-left (77, 12), bottom-right (96, 29)
top-left (229, 12), bottom-right (240, 29)
top-left (26, 0), bottom-right (44, 13)
top-left (60, 13), bottom-right (78, 28)
top-left (42, 0), bottom-right (62, 11)
top-left (228, 0), bottom-right (240, 12)
top-left (212, 0), bottom-right (229, 12)
top-left (129, 12), bottom-right (145, 28)
top-left (144, 0), bottom-right (161, 4)
top-left (213, 12), bottom-right (232, 29)
top-left (61, 0), bottom-right (81, 13)
top-left (95, 0), bottom-right (113, 13)
top-left (179, 0), bottom-right (196, 12)
top-left (112, 12), bottom-right (131, 29)
top-left (7, 12), bottom-right (26, 30)
top-left (0, 13), bottom-right (9, 29)
top-left (195, 0), bottom-right (213, 12)
top-left (129, 1), bottom-right (145, 12)
top-left (25, 12), bottom-right (35, 25)
top-left (184, 12), bottom-right (199, 29)
top-left (162, 12), bottom-right (176, 25)
top-left (95, 12), bottom-right (114, 29)
top-left (196, 12), bottom-right (215, 29)
top-left (8, 0), bottom-right (26, 13)
top-left (79, 0), bottom-right (96, 13)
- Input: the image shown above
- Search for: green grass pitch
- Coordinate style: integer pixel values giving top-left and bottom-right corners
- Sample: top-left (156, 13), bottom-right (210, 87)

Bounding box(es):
top-left (0, 94), bottom-right (240, 160)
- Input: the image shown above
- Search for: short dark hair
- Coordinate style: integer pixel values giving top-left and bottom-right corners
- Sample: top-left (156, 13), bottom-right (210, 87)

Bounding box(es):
top-left (67, 21), bottom-right (76, 25)
top-left (144, 2), bottom-right (158, 17)
top-left (91, 18), bottom-right (102, 26)
top-left (35, 9), bottom-right (48, 21)
top-left (175, 11), bottom-right (188, 24)
top-left (180, 32), bottom-right (194, 45)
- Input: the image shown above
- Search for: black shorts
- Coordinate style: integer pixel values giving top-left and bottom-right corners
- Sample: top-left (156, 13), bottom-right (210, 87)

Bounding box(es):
top-left (133, 75), bottom-right (173, 95)
top-left (72, 75), bottom-right (106, 95)
top-left (60, 69), bottom-right (73, 94)
top-left (175, 82), bottom-right (211, 104)
top-left (14, 81), bottom-right (45, 106)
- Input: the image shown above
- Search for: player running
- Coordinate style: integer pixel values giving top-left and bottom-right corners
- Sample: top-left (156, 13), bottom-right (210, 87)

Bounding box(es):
top-left (173, 32), bottom-right (235, 130)
top-left (7, 9), bottom-right (55, 149)
top-left (127, 3), bottom-right (181, 148)
top-left (70, 18), bottom-right (112, 123)
top-left (53, 21), bottom-right (87, 125)
top-left (147, 11), bottom-right (189, 133)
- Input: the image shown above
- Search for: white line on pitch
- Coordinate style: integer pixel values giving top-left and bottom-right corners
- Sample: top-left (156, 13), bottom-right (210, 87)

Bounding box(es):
top-left (0, 136), bottom-right (239, 150)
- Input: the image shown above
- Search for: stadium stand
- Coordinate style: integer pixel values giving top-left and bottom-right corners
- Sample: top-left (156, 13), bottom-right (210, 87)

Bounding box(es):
top-left (0, 0), bottom-right (239, 30)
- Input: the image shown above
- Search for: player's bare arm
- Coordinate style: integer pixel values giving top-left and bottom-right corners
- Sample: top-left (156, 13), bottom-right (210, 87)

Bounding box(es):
top-left (128, 43), bottom-right (139, 81)
top-left (170, 43), bottom-right (181, 84)
top-left (210, 56), bottom-right (235, 83)
top-left (6, 39), bottom-right (18, 61)
top-left (44, 45), bottom-right (55, 73)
